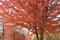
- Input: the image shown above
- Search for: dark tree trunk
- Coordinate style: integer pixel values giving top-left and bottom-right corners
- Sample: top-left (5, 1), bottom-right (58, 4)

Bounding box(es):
top-left (40, 27), bottom-right (44, 40)
top-left (34, 27), bottom-right (39, 40)
top-left (33, 24), bottom-right (39, 40)
top-left (36, 32), bottom-right (39, 40)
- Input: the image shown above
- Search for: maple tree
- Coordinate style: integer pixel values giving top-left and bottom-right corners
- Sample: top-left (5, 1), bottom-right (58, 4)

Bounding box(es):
top-left (0, 0), bottom-right (60, 40)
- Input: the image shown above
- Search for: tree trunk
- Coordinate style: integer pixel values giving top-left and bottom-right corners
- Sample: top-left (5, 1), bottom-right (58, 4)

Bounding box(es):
top-left (40, 27), bottom-right (44, 40)
top-left (33, 24), bottom-right (39, 40)
top-left (36, 32), bottom-right (39, 40)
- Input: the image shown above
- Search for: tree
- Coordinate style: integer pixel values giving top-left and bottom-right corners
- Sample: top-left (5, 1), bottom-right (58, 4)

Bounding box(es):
top-left (0, 0), bottom-right (60, 40)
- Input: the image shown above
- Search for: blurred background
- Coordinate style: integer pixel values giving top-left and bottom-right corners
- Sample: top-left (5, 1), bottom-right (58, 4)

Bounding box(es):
top-left (0, 23), bottom-right (3, 40)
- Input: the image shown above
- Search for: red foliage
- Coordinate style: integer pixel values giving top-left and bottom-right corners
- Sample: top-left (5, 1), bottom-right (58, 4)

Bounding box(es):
top-left (0, 0), bottom-right (60, 40)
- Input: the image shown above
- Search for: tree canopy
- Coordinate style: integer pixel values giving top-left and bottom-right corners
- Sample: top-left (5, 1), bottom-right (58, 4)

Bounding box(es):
top-left (0, 0), bottom-right (60, 40)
